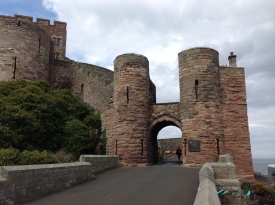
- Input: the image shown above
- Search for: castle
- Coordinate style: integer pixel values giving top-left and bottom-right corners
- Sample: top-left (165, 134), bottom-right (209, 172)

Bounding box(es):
top-left (0, 14), bottom-right (254, 180)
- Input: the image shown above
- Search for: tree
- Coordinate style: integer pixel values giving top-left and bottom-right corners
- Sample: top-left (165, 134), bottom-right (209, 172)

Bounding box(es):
top-left (0, 80), bottom-right (101, 159)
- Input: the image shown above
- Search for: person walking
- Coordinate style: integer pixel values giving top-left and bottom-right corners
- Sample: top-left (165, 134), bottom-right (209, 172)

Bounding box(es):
top-left (176, 146), bottom-right (182, 161)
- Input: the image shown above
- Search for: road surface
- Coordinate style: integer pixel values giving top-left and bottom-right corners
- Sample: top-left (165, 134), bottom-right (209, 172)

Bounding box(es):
top-left (24, 160), bottom-right (199, 205)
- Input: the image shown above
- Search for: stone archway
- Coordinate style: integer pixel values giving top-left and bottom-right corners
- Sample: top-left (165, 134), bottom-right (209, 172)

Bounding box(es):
top-left (148, 114), bottom-right (182, 163)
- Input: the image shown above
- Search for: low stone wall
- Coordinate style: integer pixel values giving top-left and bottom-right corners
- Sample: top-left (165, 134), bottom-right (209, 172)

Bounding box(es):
top-left (79, 155), bottom-right (119, 174)
top-left (0, 155), bottom-right (119, 204)
top-left (157, 138), bottom-right (182, 160)
top-left (194, 154), bottom-right (244, 205)
top-left (194, 163), bottom-right (221, 205)
top-left (194, 178), bottom-right (221, 205)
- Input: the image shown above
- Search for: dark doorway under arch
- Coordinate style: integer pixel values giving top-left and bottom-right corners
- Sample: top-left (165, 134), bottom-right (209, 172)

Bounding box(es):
top-left (149, 120), bottom-right (182, 164)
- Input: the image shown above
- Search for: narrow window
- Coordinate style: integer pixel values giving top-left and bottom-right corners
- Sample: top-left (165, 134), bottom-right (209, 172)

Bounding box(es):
top-left (141, 139), bottom-right (144, 155)
top-left (115, 140), bottom-right (118, 155)
top-left (56, 38), bottom-right (61, 46)
top-left (81, 84), bottom-right (84, 92)
top-left (195, 80), bottom-right (199, 100)
top-left (126, 86), bottom-right (129, 104)
top-left (18, 21), bottom-right (21, 26)
top-left (184, 139), bottom-right (187, 156)
top-left (216, 139), bottom-right (220, 155)
top-left (12, 57), bottom-right (17, 79)
top-left (52, 37), bottom-right (56, 46)
top-left (38, 37), bottom-right (41, 52)
top-left (54, 53), bottom-right (59, 60)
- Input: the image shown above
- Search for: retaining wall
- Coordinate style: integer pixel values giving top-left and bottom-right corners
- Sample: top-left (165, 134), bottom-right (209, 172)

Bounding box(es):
top-left (194, 154), bottom-right (245, 205)
top-left (0, 155), bottom-right (119, 204)
top-left (79, 155), bottom-right (119, 174)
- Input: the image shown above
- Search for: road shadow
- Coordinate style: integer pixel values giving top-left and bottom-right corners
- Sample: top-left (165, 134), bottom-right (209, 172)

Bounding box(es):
top-left (160, 158), bottom-right (183, 165)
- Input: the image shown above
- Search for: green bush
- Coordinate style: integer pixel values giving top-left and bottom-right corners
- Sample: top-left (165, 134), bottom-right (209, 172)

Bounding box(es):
top-left (19, 150), bottom-right (58, 165)
top-left (0, 80), bottom-right (101, 158)
top-left (0, 148), bottom-right (20, 166)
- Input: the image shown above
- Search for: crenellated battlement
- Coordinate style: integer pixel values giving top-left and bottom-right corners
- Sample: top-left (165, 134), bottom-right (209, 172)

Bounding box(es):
top-left (0, 14), bottom-right (67, 61)
top-left (0, 14), bottom-right (66, 27)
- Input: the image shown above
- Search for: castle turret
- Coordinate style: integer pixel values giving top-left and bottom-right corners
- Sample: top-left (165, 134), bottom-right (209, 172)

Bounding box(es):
top-left (0, 18), bottom-right (51, 81)
top-left (108, 54), bottom-right (151, 165)
top-left (178, 47), bottom-right (224, 164)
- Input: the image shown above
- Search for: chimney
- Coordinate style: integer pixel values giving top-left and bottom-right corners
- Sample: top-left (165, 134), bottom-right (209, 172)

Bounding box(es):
top-left (228, 52), bottom-right (237, 67)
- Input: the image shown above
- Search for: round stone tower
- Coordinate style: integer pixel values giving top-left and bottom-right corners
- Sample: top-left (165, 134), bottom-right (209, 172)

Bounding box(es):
top-left (109, 53), bottom-right (151, 165)
top-left (178, 47), bottom-right (224, 164)
top-left (0, 19), bottom-right (51, 81)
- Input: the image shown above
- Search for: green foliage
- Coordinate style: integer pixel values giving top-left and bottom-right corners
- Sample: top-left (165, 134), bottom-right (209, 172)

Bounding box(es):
top-left (0, 148), bottom-right (20, 166)
top-left (99, 128), bottom-right (107, 155)
top-left (0, 148), bottom-right (57, 166)
top-left (0, 80), bottom-right (101, 159)
top-left (19, 150), bottom-right (57, 165)
top-left (241, 181), bottom-right (251, 190)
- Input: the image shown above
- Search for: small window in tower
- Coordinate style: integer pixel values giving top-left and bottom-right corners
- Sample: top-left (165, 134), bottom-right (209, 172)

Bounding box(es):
top-left (38, 37), bottom-right (41, 52)
top-left (195, 80), bottom-right (199, 100)
top-left (12, 57), bottom-right (17, 79)
top-left (126, 86), bottom-right (129, 104)
top-left (54, 53), bottom-right (60, 60)
top-left (56, 38), bottom-right (61, 46)
top-left (52, 37), bottom-right (61, 46)
top-left (81, 84), bottom-right (84, 93)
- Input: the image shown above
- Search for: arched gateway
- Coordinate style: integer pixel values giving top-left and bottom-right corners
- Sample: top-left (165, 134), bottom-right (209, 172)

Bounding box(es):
top-left (106, 48), bottom-right (254, 180)
top-left (0, 15), bottom-right (254, 180)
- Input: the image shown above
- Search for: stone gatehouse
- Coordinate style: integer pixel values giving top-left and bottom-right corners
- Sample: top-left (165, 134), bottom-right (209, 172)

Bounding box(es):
top-left (0, 14), bottom-right (254, 181)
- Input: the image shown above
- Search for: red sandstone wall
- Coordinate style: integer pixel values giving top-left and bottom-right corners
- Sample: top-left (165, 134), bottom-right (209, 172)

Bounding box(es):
top-left (178, 48), bottom-right (224, 165)
top-left (0, 14), bottom-right (66, 60)
top-left (36, 18), bottom-right (66, 60)
top-left (0, 18), bottom-right (51, 81)
top-left (151, 103), bottom-right (180, 127)
top-left (220, 66), bottom-right (254, 180)
top-left (106, 54), bottom-right (151, 165)
top-left (0, 14), bottom-right (66, 84)
top-left (54, 59), bottom-right (114, 127)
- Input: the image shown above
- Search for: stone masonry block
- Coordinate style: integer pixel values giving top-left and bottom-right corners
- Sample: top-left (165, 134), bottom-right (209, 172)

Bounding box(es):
top-left (199, 163), bottom-right (214, 183)
top-left (194, 178), bottom-right (221, 205)
top-left (218, 154), bottom-right (233, 163)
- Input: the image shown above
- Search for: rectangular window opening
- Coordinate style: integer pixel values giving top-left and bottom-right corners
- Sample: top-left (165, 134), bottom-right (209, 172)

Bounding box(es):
top-left (195, 80), bottom-right (199, 100)
top-left (12, 57), bottom-right (17, 79)
top-left (115, 140), bottom-right (118, 155)
top-left (141, 139), bottom-right (144, 155)
top-left (38, 37), bottom-right (41, 52)
top-left (216, 139), bottom-right (220, 155)
top-left (126, 86), bottom-right (129, 104)
top-left (56, 38), bottom-right (61, 46)
top-left (54, 53), bottom-right (60, 60)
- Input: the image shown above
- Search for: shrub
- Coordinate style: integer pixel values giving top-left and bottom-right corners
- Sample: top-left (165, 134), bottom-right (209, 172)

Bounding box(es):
top-left (0, 148), bottom-right (20, 166)
top-left (49, 150), bottom-right (74, 163)
top-left (19, 150), bottom-right (58, 165)
top-left (0, 80), bottom-right (101, 157)
top-left (253, 181), bottom-right (268, 195)
top-left (241, 181), bottom-right (252, 190)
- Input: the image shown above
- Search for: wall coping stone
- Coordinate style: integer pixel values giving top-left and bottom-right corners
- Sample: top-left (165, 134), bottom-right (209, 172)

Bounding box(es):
top-left (194, 178), bottom-right (221, 205)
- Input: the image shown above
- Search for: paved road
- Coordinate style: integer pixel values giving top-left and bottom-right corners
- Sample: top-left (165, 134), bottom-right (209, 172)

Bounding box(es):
top-left (24, 161), bottom-right (199, 205)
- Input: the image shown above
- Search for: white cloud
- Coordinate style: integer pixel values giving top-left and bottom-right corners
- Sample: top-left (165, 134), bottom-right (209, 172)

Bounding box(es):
top-left (42, 0), bottom-right (275, 158)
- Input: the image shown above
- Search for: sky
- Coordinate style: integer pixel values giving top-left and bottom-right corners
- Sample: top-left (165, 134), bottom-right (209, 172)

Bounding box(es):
top-left (0, 0), bottom-right (274, 159)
